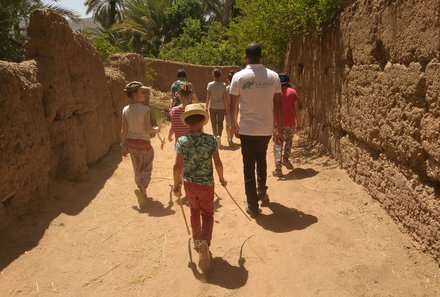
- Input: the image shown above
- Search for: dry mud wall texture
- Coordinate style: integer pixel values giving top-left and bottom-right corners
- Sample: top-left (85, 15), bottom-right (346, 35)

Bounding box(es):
top-left (286, 0), bottom-right (440, 261)
top-left (0, 9), bottom-right (145, 228)
top-left (145, 58), bottom-right (241, 100)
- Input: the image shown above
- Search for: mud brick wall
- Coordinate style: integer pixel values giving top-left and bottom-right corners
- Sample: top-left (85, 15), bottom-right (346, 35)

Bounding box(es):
top-left (0, 9), bottom-right (147, 228)
top-left (286, 0), bottom-right (440, 262)
top-left (144, 58), bottom-right (240, 101)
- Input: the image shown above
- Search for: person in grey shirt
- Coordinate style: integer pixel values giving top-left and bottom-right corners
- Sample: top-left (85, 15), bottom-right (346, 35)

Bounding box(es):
top-left (206, 69), bottom-right (228, 147)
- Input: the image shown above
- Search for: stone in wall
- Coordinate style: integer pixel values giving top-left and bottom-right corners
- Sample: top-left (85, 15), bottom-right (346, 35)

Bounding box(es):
top-left (25, 9), bottom-right (116, 178)
top-left (0, 60), bottom-right (52, 225)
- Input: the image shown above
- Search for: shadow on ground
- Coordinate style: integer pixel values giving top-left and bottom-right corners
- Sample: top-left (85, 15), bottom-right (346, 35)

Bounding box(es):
top-left (132, 197), bottom-right (176, 217)
top-left (187, 237), bottom-right (249, 289)
top-left (256, 202), bottom-right (318, 233)
top-left (279, 167), bottom-right (319, 180)
top-left (0, 146), bottom-right (122, 271)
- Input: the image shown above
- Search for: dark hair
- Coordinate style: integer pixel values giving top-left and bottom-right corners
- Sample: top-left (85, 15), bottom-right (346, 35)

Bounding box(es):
top-left (177, 69), bottom-right (187, 78)
top-left (227, 70), bottom-right (235, 81)
top-left (178, 82), bottom-right (193, 96)
top-left (245, 43), bottom-right (262, 60)
top-left (126, 89), bottom-right (137, 99)
top-left (213, 69), bottom-right (221, 78)
top-left (184, 114), bottom-right (205, 125)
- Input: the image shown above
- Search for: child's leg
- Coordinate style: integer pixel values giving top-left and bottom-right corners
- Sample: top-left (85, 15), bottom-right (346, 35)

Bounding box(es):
top-left (283, 126), bottom-right (294, 161)
top-left (130, 149), bottom-right (154, 193)
top-left (272, 130), bottom-right (282, 171)
top-left (198, 184), bottom-right (215, 246)
top-left (209, 109), bottom-right (218, 136)
top-left (184, 182), bottom-right (202, 240)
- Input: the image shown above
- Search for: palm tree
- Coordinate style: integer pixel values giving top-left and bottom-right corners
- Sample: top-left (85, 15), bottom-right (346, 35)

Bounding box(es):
top-left (204, 0), bottom-right (238, 25)
top-left (85, 0), bottom-right (125, 29)
top-left (112, 0), bottom-right (172, 56)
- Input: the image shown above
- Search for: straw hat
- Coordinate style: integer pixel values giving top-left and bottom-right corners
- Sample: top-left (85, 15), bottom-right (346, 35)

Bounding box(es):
top-left (181, 103), bottom-right (209, 126)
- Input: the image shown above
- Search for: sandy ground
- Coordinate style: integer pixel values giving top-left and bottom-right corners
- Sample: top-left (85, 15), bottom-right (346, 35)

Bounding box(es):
top-left (1, 123), bottom-right (439, 297)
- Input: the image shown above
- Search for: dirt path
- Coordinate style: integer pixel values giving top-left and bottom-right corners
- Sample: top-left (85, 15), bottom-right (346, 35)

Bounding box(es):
top-left (1, 123), bottom-right (439, 297)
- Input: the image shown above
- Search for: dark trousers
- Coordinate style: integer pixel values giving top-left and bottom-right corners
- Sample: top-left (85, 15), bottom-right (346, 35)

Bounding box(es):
top-left (240, 135), bottom-right (271, 209)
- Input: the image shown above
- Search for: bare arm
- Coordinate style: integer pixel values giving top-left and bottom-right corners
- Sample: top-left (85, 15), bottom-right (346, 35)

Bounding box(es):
top-left (168, 122), bottom-right (174, 142)
top-left (120, 116), bottom-right (129, 156)
top-left (173, 154), bottom-right (184, 195)
top-left (223, 89), bottom-right (229, 114)
top-left (212, 150), bottom-right (227, 186)
top-left (205, 90), bottom-right (211, 110)
top-left (230, 94), bottom-right (240, 138)
top-left (273, 92), bottom-right (283, 141)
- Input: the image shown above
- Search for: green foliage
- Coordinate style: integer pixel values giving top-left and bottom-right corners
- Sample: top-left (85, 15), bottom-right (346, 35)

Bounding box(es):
top-left (226, 0), bottom-right (349, 70)
top-left (164, 0), bottom-right (204, 40)
top-left (159, 20), bottom-right (238, 66)
top-left (0, 0), bottom-right (79, 62)
top-left (92, 34), bottom-right (122, 62)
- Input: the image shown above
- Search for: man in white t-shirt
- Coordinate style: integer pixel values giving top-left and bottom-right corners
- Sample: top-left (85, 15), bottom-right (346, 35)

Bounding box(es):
top-left (230, 43), bottom-right (283, 217)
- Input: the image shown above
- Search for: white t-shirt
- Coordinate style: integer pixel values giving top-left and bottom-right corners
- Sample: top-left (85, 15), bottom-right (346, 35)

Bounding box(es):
top-left (230, 64), bottom-right (281, 136)
top-left (122, 103), bottom-right (150, 141)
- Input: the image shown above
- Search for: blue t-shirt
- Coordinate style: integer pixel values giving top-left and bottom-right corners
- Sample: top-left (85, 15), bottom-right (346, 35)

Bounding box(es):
top-left (171, 81), bottom-right (195, 107)
top-left (175, 132), bottom-right (217, 185)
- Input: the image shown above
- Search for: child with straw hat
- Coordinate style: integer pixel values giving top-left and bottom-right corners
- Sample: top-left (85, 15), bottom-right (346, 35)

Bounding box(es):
top-left (172, 103), bottom-right (227, 272)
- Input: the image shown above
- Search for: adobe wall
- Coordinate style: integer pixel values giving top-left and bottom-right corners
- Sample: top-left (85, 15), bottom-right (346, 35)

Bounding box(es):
top-left (0, 9), bottom-right (146, 228)
top-left (145, 58), bottom-right (241, 100)
top-left (286, 0), bottom-right (440, 262)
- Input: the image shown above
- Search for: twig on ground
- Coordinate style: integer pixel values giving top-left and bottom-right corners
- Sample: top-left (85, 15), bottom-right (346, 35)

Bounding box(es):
top-left (83, 263), bottom-right (121, 287)
top-left (101, 221), bottom-right (133, 242)
top-left (1, 271), bottom-right (11, 281)
top-left (302, 184), bottom-right (319, 191)
top-left (35, 281), bottom-right (39, 292)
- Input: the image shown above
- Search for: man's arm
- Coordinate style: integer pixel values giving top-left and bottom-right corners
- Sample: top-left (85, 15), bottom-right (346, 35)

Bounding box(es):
top-left (273, 92), bottom-right (283, 141)
top-left (230, 94), bottom-right (239, 138)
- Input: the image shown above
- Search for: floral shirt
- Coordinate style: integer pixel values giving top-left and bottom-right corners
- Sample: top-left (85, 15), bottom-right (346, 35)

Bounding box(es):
top-left (175, 132), bottom-right (217, 185)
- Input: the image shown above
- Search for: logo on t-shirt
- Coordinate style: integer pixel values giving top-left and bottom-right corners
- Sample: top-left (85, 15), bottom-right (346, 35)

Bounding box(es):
top-left (242, 80), bottom-right (255, 90)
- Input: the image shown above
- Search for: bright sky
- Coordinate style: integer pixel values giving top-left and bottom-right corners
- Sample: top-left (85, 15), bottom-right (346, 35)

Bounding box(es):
top-left (42, 0), bottom-right (91, 18)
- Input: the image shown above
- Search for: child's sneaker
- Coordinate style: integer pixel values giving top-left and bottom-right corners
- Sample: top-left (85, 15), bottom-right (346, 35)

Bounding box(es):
top-left (134, 189), bottom-right (147, 208)
top-left (272, 169), bottom-right (283, 177)
top-left (198, 240), bottom-right (211, 273)
top-left (193, 239), bottom-right (202, 252)
top-left (282, 159), bottom-right (294, 169)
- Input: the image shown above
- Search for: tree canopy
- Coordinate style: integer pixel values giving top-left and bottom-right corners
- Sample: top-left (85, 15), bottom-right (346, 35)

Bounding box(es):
top-left (1, 0), bottom-right (351, 69)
